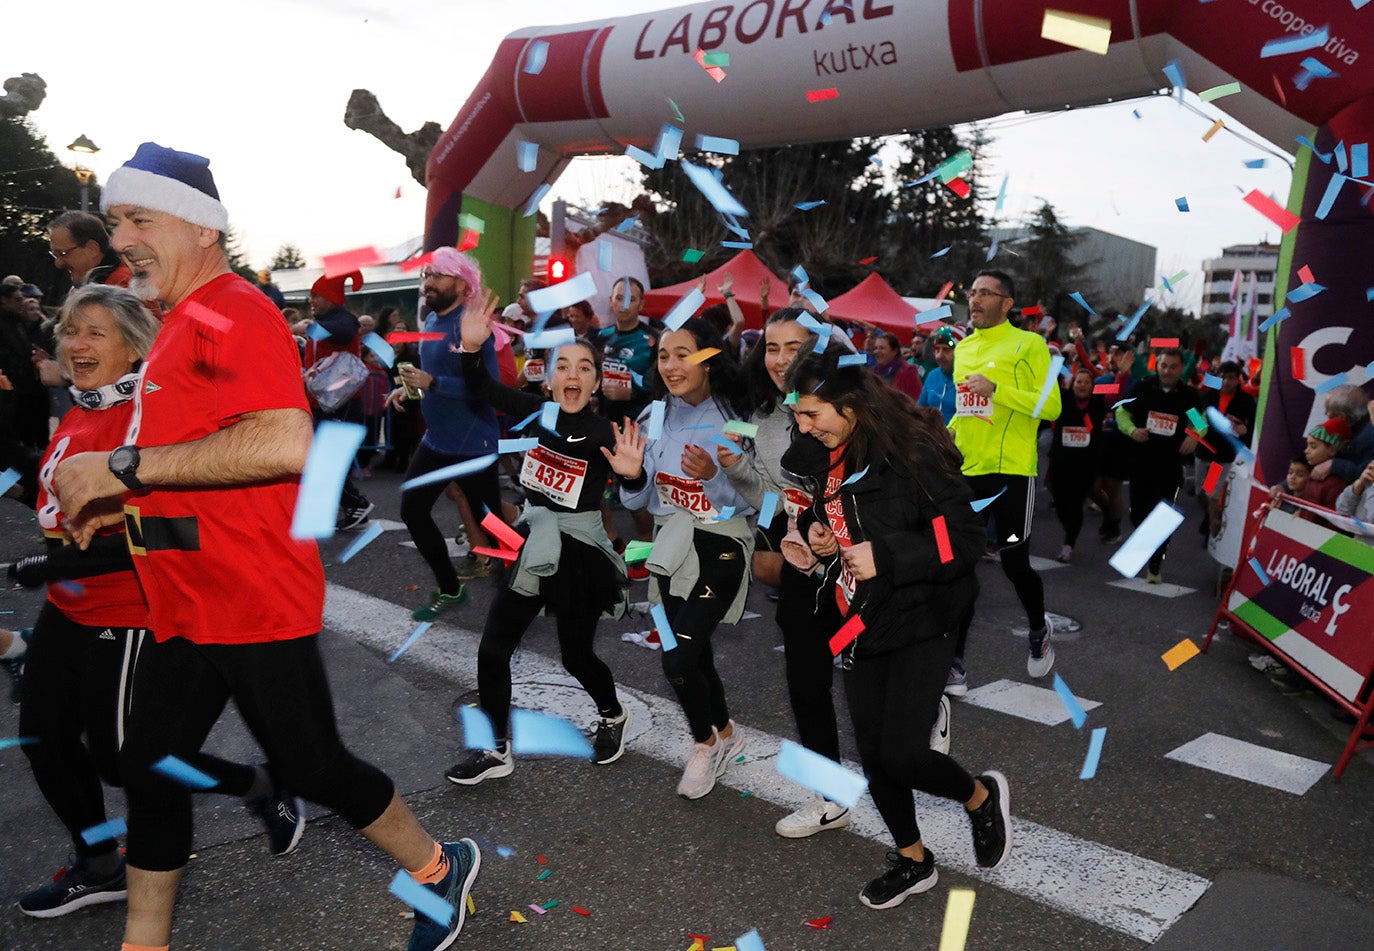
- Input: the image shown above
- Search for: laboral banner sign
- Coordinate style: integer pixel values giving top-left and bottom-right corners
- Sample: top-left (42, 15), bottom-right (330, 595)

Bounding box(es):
top-left (1229, 508), bottom-right (1374, 703)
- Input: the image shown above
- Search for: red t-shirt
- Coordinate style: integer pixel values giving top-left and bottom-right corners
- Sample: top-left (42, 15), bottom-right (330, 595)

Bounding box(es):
top-left (124, 273), bottom-right (324, 644)
top-left (822, 447), bottom-right (857, 613)
top-left (36, 401), bottom-right (150, 627)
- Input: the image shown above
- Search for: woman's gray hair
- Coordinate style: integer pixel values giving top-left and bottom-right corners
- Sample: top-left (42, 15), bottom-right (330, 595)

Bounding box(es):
top-left (1325, 383), bottom-right (1370, 424)
top-left (55, 284), bottom-right (160, 377)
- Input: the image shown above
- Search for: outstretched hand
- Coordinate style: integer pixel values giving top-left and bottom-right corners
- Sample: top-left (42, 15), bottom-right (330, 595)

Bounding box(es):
top-left (601, 417), bottom-right (646, 479)
top-left (460, 287), bottom-right (500, 353)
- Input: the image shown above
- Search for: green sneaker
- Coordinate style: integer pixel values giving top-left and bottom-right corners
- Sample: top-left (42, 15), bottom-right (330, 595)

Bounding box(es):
top-left (412, 587), bottom-right (467, 621)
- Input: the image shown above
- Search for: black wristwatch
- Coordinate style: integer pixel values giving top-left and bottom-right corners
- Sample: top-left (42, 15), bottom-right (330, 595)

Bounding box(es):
top-left (108, 445), bottom-right (146, 491)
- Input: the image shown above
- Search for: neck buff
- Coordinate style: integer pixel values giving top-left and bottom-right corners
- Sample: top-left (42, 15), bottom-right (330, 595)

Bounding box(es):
top-left (69, 370), bottom-right (140, 411)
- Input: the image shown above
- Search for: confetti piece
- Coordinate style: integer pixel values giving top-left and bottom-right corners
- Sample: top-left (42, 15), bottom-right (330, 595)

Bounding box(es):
top-left (1202, 462), bottom-right (1223, 495)
top-left (1109, 502), bottom-right (1184, 578)
top-left (776, 739), bottom-right (869, 809)
top-left (1316, 174), bottom-right (1347, 220)
top-left (1175, 197), bottom-right (1190, 212)
top-left (798, 288), bottom-right (829, 314)
top-left (1068, 291), bottom-right (1096, 315)
top-left (667, 97), bottom-right (685, 121)
top-left (387, 331), bottom-right (446, 344)
top-left (663, 287), bottom-right (707, 331)
top-left (357, 332), bottom-right (395, 369)
top-left (321, 246), bottom-right (382, 278)
top-left (686, 347), bottom-right (721, 365)
top-left (528, 903), bottom-right (546, 915)
top-left (1052, 673), bottom-right (1088, 729)
top-left (805, 87), bottom-right (839, 102)
top-left (338, 522), bottom-right (385, 563)
top-left (1242, 190), bottom-right (1300, 233)
top-left (711, 435), bottom-right (742, 454)
top-left (523, 183), bottom-right (551, 218)
top-left (526, 272), bottom-right (597, 315)
top-left (1261, 26), bottom-right (1329, 58)
top-left (1352, 144), bottom-right (1369, 179)
top-left (650, 603), bottom-right (678, 651)
top-left (401, 453), bottom-right (499, 491)
top-left (185, 300), bottom-right (232, 334)
top-left (784, 391), bottom-right (798, 406)
top-left (1162, 638), bottom-right (1201, 671)
top-left (1290, 348), bottom-right (1306, 380)
top-left (1297, 264), bottom-right (1315, 284)
top-left (1150, 338), bottom-right (1179, 348)
top-left (795, 200), bottom-right (826, 211)
top-left (1248, 556), bottom-right (1272, 586)
top-left (721, 240), bottom-right (753, 250)
top-left (995, 174), bottom-right (1009, 212)
top-left (1092, 384), bottom-right (1120, 395)
top-left (1041, 9), bottom-right (1112, 55)
top-left (537, 854), bottom-right (548, 865)
top-left (695, 134), bottom-right (739, 155)
top-left (389, 622), bottom-right (434, 663)
top-left (1032, 355), bottom-right (1065, 419)
top-left (1257, 306), bottom-right (1291, 332)
top-left (970, 487), bottom-right (1006, 513)
top-left (1163, 60), bottom-right (1186, 102)
top-left (805, 917), bottom-right (834, 930)
top-left (292, 421), bottom-right (366, 540)
top-left (985, 238), bottom-right (1000, 261)
top-left (945, 177), bottom-right (972, 198)
top-left (573, 906), bottom-right (590, 916)
top-left (939, 890), bottom-right (976, 950)
top-left (1202, 119), bottom-right (1225, 142)
top-left (916, 304), bottom-right (954, 326)
top-left (756, 492), bottom-right (780, 532)
top-left (935, 149), bottom-right (974, 183)
top-left (480, 512), bottom-right (525, 553)
top-left (829, 614), bottom-right (865, 655)
top-left (80, 817), bottom-right (127, 846)
top-left (0, 737), bottom-right (38, 751)
top-left (682, 248), bottom-right (705, 263)
top-left (1198, 81), bottom-right (1241, 102)
top-left (647, 400), bottom-right (666, 439)
top-left (390, 870), bottom-right (454, 927)
top-left (1244, 158), bottom-right (1268, 169)
top-left (540, 401), bottom-right (560, 434)
top-left (537, 869), bottom-right (552, 881)
top-left (499, 438), bottom-right (540, 454)
top-left (1314, 372), bottom-right (1349, 395)
top-left (932, 514), bottom-right (954, 563)
top-left (0, 468), bottom-right (20, 496)
top-left (523, 39), bottom-right (549, 74)
top-left (692, 47), bottom-right (727, 82)
top-left (735, 930), bottom-right (766, 951)
top-left (1202, 373), bottom-right (1223, 389)
top-left (836, 353), bottom-right (867, 368)
top-left (724, 420), bottom-right (759, 438)
top-left (1079, 727), bottom-right (1107, 780)
top-left (459, 705), bottom-right (497, 750)
top-left (681, 160), bottom-right (749, 216)
top-left (152, 756), bottom-right (217, 790)
top-left (306, 321), bottom-right (332, 341)
top-left (516, 140), bottom-right (538, 173)
top-left (623, 540), bottom-right (653, 565)
top-left (524, 327), bottom-right (577, 351)
top-left (511, 709), bottom-right (594, 758)
top-left (930, 246), bottom-right (952, 259)
top-left (842, 465), bottom-right (869, 486)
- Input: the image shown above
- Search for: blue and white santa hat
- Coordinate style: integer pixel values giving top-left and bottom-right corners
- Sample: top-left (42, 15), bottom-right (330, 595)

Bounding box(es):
top-left (100, 142), bottom-right (228, 232)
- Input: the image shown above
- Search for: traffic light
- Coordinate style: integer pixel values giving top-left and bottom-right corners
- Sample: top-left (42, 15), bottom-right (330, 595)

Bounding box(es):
top-left (546, 255), bottom-right (571, 284)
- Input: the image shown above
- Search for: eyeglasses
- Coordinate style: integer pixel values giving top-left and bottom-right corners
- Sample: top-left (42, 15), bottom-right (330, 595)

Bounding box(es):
top-left (966, 288), bottom-right (1008, 301)
top-left (420, 269), bottom-right (454, 280)
top-left (49, 245), bottom-right (79, 259)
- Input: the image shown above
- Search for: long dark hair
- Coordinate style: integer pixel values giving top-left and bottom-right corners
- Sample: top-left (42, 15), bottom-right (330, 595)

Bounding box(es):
top-left (647, 316), bottom-right (748, 420)
top-left (742, 306), bottom-right (814, 415)
top-left (785, 339), bottom-right (965, 486)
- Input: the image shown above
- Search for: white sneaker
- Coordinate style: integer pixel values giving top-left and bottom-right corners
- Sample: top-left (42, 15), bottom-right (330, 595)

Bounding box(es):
top-left (1027, 615), bottom-right (1056, 679)
top-left (775, 793), bottom-right (852, 838)
top-left (929, 694), bottom-right (952, 755)
top-left (677, 739), bottom-right (723, 800)
top-left (714, 721), bottom-right (746, 777)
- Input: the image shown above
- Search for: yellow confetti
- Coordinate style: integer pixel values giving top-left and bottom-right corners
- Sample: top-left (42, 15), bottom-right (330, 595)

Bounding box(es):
top-left (466, 893), bottom-right (476, 914)
top-left (1202, 119), bottom-right (1225, 142)
top-left (685, 347), bottom-right (721, 365)
top-left (1162, 638), bottom-right (1201, 671)
top-left (938, 888), bottom-right (977, 951)
top-left (1041, 10), bottom-right (1112, 55)
top-left (509, 910), bottom-right (527, 923)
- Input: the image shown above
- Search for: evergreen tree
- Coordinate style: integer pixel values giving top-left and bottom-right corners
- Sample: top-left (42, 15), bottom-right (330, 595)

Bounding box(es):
top-left (223, 228), bottom-right (256, 281)
top-left (1013, 201), bottom-right (1091, 318)
top-left (269, 242), bottom-right (306, 271)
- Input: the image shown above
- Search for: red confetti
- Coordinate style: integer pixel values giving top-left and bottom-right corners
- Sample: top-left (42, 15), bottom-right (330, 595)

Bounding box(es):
top-left (805, 917), bottom-right (835, 930)
top-left (1092, 383), bottom-right (1119, 395)
top-left (945, 177), bottom-right (971, 198)
top-left (1243, 189), bottom-right (1300, 233)
top-left (573, 906), bottom-right (591, 917)
top-left (687, 935), bottom-right (711, 946)
top-left (1084, 415), bottom-right (1094, 432)
top-left (933, 514), bottom-right (954, 563)
top-left (828, 615), bottom-right (865, 656)
top-left (858, 256), bottom-right (878, 265)
top-left (470, 546), bottom-right (519, 562)
top-left (537, 854), bottom-right (547, 865)
top-left (935, 281), bottom-right (954, 303)
top-left (805, 87), bottom-right (839, 102)
top-left (399, 252), bottom-right (436, 273)
top-left (1022, 305), bottom-right (1042, 317)
top-left (1185, 428), bottom-right (1219, 455)
top-left (1297, 265), bottom-right (1315, 284)
top-left (1150, 338), bottom-right (1179, 348)
top-left (692, 49), bottom-right (726, 83)
top-left (321, 245), bottom-right (384, 278)
top-left (1148, 354), bottom-right (1157, 371)
top-left (1202, 462), bottom-right (1223, 495)
top-left (1290, 347), bottom-right (1306, 380)
top-left (457, 229), bottom-right (481, 252)
top-left (1248, 357), bottom-right (1263, 380)
top-left (1272, 72), bottom-right (1287, 107)
top-left (387, 332), bottom-right (446, 344)
top-left (481, 512), bottom-right (525, 551)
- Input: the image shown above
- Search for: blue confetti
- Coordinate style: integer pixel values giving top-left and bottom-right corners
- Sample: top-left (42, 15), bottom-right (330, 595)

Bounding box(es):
top-left (459, 706), bottom-right (497, 749)
top-left (837, 354), bottom-right (867, 367)
top-left (681, 159), bottom-right (747, 216)
top-left (842, 466), bottom-right (869, 486)
top-left (1287, 282), bottom-right (1326, 304)
top-left (1052, 673), bottom-right (1088, 729)
top-left (523, 39), bottom-right (549, 74)
top-left (1032, 354), bottom-right (1065, 419)
top-left (794, 200), bottom-right (826, 211)
top-left (540, 401), bottom-right (560, 434)
top-left (1314, 373), bottom-right (1349, 395)
top-left (1109, 502), bottom-right (1184, 578)
top-left (1162, 60), bottom-right (1186, 102)
top-left (776, 739), bottom-right (867, 809)
top-left (625, 144), bottom-right (664, 169)
top-left (798, 288), bottom-right (829, 314)
top-left (1175, 197), bottom-right (1190, 212)
top-left (152, 755), bottom-right (218, 790)
top-left (524, 327), bottom-right (577, 350)
top-left (931, 246), bottom-right (951, 258)
top-left (496, 845), bottom-right (517, 858)
top-left (516, 140), bottom-right (538, 172)
top-left (401, 454), bottom-right (500, 491)
top-left (1315, 175), bottom-right (1346, 220)
top-left (389, 622), bottom-right (434, 663)
top-left (511, 409), bottom-right (540, 432)
top-left (389, 870), bottom-right (454, 928)
top-left (80, 817), bottom-right (127, 846)
top-left (616, 215), bottom-right (639, 233)
top-left (0, 737), bottom-right (38, 751)
top-left (1202, 374), bottom-right (1223, 389)
top-left (499, 438), bottom-right (540, 454)
top-left (1243, 158), bottom-right (1268, 169)
top-left (758, 492), bottom-right (779, 531)
top-left (527, 272), bottom-right (598, 314)
top-left (339, 522), bottom-right (385, 563)
top-left (736, 930), bottom-right (767, 951)
top-left (1069, 291), bottom-right (1096, 316)
top-left (598, 241), bottom-right (613, 272)
top-left (306, 321), bottom-right (332, 341)
top-left (0, 468), bottom-right (20, 496)
top-left (1249, 556), bottom-right (1272, 586)
top-left (970, 487), bottom-right (1006, 512)
top-left (721, 240), bottom-right (753, 249)
top-left (650, 603), bottom-right (678, 651)
top-left (522, 183), bottom-right (550, 218)
top-left (1261, 26), bottom-right (1328, 58)
top-left (694, 134), bottom-right (740, 155)
top-left (1258, 307), bottom-right (1291, 332)
top-left (663, 288), bottom-right (706, 331)
top-left (647, 400), bottom-right (665, 439)
top-left (292, 421), bottom-right (366, 540)
top-left (1080, 727), bottom-right (1107, 780)
top-left (1352, 143), bottom-right (1369, 180)
top-left (361, 332), bottom-right (395, 368)
top-left (915, 304), bottom-right (953, 325)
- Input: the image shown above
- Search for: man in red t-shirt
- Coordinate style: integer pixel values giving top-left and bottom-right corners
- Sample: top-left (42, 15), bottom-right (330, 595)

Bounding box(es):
top-left (51, 142), bottom-right (478, 951)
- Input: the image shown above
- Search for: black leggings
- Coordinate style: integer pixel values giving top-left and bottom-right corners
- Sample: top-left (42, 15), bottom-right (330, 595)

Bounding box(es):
top-left (1129, 467), bottom-right (1183, 570)
top-left (119, 633), bottom-right (394, 872)
top-left (658, 531), bottom-right (747, 743)
top-left (1049, 458), bottom-right (1097, 547)
top-left (777, 560), bottom-right (842, 763)
top-left (401, 441), bottom-right (504, 593)
top-left (844, 635), bottom-right (976, 849)
top-left (477, 585), bottom-right (620, 741)
top-left (20, 602), bottom-right (257, 859)
top-left (966, 473), bottom-right (1045, 632)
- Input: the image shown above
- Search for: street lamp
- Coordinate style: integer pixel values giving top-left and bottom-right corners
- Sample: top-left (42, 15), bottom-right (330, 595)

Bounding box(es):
top-left (67, 135), bottom-right (100, 213)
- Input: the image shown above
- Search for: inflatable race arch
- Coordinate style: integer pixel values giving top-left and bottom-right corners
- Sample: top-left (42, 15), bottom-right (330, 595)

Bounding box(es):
top-left (424, 0), bottom-right (1372, 484)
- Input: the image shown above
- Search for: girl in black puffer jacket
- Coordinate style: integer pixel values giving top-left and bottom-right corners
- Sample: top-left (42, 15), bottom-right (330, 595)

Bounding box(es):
top-left (780, 342), bottom-right (1014, 911)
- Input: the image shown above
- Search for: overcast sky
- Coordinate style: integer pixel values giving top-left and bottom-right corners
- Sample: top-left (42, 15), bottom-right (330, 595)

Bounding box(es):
top-left (13, 0), bottom-right (1297, 314)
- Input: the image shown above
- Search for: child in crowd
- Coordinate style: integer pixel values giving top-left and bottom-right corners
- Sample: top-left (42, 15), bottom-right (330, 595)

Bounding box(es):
top-left (1301, 419), bottom-right (1353, 510)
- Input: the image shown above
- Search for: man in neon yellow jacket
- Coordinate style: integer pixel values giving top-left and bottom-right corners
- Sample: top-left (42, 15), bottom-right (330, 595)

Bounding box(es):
top-left (948, 270), bottom-right (1062, 689)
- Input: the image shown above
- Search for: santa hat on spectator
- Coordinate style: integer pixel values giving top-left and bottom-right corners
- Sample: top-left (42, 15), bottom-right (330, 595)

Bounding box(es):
top-left (101, 142), bottom-right (228, 231)
top-left (311, 271), bottom-right (364, 306)
top-left (1309, 418), bottom-right (1353, 447)
top-left (932, 324), bottom-right (968, 347)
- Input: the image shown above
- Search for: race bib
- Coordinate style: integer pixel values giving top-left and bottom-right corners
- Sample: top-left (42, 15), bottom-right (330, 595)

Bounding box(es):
top-left (522, 358), bottom-right (545, 383)
top-left (519, 443), bottom-right (588, 508)
top-left (837, 558), bottom-right (857, 611)
top-left (603, 360), bottom-right (632, 390)
top-left (1147, 412), bottom-right (1178, 437)
top-left (782, 487), bottom-right (813, 519)
top-left (654, 472), bottom-right (720, 521)
top-left (955, 383), bottom-right (992, 418)
top-left (1061, 426), bottom-right (1091, 449)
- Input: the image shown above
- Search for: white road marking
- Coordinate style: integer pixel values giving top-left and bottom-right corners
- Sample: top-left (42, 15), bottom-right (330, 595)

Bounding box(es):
top-left (400, 538), bottom-right (470, 557)
top-left (1027, 555), bottom-right (1068, 571)
top-left (961, 678), bottom-right (1103, 727)
top-left (1107, 578), bottom-right (1197, 598)
top-left (1164, 732), bottom-right (1329, 796)
top-left (324, 583), bottom-right (1210, 943)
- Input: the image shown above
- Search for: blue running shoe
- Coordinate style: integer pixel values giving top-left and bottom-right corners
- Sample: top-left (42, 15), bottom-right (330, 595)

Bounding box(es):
top-left (408, 839), bottom-right (481, 951)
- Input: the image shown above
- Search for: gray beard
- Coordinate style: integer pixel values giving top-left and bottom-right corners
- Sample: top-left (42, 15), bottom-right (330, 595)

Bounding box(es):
top-left (128, 273), bottom-right (160, 303)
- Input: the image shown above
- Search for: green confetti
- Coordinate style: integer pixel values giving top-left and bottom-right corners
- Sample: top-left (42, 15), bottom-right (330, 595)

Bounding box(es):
top-left (682, 248), bottom-right (705, 263)
top-left (724, 420), bottom-right (759, 438)
top-left (702, 51), bottom-right (730, 67)
top-left (784, 391), bottom-right (799, 406)
top-left (1198, 82), bottom-right (1241, 103)
top-left (537, 869), bottom-right (552, 881)
top-left (457, 212), bottom-right (485, 234)
top-left (541, 900), bottom-right (559, 910)
top-left (623, 540), bottom-right (654, 564)
top-left (667, 98), bottom-right (685, 122)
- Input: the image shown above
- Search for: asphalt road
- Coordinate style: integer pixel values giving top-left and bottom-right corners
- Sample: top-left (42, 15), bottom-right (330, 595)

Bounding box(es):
top-left (2, 463), bottom-right (1371, 951)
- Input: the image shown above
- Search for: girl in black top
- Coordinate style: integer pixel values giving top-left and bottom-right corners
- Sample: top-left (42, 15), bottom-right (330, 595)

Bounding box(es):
top-left (781, 343), bottom-right (1012, 911)
top-left (444, 291), bottom-right (636, 785)
top-left (1047, 368), bottom-right (1108, 563)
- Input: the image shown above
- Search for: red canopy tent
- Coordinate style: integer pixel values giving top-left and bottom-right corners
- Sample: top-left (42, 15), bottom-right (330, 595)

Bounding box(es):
top-left (640, 249), bottom-right (789, 331)
top-left (823, 272), bottom-right (932, 344)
